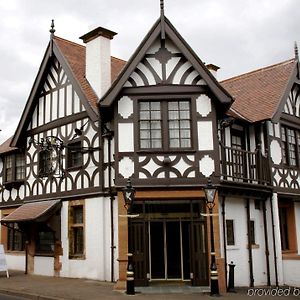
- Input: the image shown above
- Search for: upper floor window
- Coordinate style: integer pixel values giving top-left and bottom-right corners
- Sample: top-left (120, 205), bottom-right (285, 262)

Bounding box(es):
top-left (281, 125), bottom-right (300, 167)
top-left (38, 149), bottom-right (52, 176)
top-left (139, 100), bottom-right (192, 150)
top-left (67, 141), bottom-right (83, 169)
top-left (4, 153), bottom-right (25, 184)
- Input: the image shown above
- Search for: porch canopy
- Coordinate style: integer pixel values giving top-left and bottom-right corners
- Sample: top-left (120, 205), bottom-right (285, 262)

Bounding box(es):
top-left (1, 199), bottom-right (61, 223)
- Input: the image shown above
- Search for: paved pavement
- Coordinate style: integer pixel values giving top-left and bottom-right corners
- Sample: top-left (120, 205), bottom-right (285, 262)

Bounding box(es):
top-left (0, 271), bottom-right (299, 300)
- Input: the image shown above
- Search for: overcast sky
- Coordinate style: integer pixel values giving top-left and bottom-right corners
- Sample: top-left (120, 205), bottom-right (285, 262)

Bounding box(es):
top-left (0, 0), bottom-right (299, 143)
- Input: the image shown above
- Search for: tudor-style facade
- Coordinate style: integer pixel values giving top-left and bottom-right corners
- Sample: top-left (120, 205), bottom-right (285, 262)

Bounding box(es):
top-left (222, 58), bottom-right (300, 288)
top-left (1, 6), bottom-right (300, 293)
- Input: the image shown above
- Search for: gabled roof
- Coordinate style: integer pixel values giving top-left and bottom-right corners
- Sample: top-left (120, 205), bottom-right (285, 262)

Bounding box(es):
top-left (0, 137), bottom-right (17, 155)
top-left (222, 58), bottom-right (299, 123)
top-left (100, 16), bottom-right (233, 107)
top-left (10, 36), bottom-right (126, 148)
top-left (54, 37), bottom-right (126, 109)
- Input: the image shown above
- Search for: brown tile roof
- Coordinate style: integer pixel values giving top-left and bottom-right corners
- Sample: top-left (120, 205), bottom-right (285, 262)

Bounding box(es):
top-left (221, 59), bottom-right (297, 123)
top-left (1, 199), bottom-right (61, 222)
top-left (53, 36), bottom-right (126, 109)
top-left (0, 137), bottom-right (17, 154)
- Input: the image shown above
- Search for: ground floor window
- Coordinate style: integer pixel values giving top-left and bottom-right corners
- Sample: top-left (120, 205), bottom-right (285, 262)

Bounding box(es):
top-left (279, 200), bottom-right (297, 252)
top-left (7, 223), bottom-right (24, 251)
top-left (226, 219), bottom-right (235, 246)
top-left (69, 200), bottom-right (85, 258)
top-left (35, 224), bottom-right (55, 255)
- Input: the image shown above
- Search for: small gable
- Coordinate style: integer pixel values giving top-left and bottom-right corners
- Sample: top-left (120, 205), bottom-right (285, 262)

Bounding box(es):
top-left (124, 36), bottom-right (206, 87)
top-left (100, 17), bottom-right (232, 107)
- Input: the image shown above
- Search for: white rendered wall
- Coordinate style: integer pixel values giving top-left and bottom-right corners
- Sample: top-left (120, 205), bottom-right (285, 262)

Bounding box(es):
top-left (60, 197), bottom-right (116, 280)
top-left (282, 202), bottom-right (300, 287)
top-left (283, 260), bottom-right (300, 287)
top-left (295, 202), bottom-right (300, 255)
top-left (224, 198), bottom-right (271, 286)
top-left (34, 257), bottom-right (54, 276)
top-left (6, 254), bottom-right (25, 271)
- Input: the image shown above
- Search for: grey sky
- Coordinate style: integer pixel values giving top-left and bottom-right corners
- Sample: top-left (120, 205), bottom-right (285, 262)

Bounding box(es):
top-left (0, 0), bottom-right (299, 142)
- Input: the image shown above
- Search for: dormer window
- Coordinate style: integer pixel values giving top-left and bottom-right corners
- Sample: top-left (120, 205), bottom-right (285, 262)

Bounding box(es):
top-left (139, 100), bottom-right (192, 150)
top-left (3, 153), bottom-right (25, 188)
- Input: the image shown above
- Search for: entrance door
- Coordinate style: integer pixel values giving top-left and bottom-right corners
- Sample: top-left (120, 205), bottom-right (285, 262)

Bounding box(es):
top-left (149, 220), bottom-right (190, 281)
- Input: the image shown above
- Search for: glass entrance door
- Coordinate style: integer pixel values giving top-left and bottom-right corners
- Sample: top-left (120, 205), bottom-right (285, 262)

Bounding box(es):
top-left (149, 220), bottom-right (190, 280)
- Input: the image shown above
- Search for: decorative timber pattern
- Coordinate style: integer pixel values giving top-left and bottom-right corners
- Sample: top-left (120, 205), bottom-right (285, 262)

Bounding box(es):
top-left (124, 37), bottom-right (206, 87)
top-left (0, 59), bottom-right (101, 205)
top-left (28, 58), bottom-right (85, 131)
top-left (283, 85), bottom-right (300, 117)
top-left (268, 121), bottom-right (300, 191)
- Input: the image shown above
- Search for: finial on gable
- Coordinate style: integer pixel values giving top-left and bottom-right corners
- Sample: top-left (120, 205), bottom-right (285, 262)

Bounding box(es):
top-left (50, 19), bottom-right (56, 38)
top-left (295, 41), bottom-right (299, 61)
top-left (160, 0), bottom-right (165, 40)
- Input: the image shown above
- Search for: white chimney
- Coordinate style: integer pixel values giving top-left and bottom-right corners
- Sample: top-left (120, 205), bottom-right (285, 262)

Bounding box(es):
top-left (80, 27), bottom-right (117, 98)
top-left (206, 63), bottom-right (220, 79)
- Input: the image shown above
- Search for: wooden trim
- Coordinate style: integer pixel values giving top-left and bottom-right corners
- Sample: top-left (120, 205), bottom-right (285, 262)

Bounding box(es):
top-left (272, 63), bottom-right (298, 123)
top-left (135, 189), bottom-right (205, 200)
top-left (122, 85), bottom-right (207, 96)
top-left (27, 111), bottom-right (88, 136)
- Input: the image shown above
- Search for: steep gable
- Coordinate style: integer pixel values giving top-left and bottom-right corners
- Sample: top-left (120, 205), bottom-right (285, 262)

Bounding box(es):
top-left (11, 36), bottom-right (126, 147)
top-left (100, 16), bottom-right (232, 107)
top-left (222, 59), bottom-right (299, 123)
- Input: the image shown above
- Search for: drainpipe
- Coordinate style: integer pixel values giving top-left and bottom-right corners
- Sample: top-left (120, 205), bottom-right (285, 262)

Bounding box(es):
top-left (270, 197), bottom-right (279, 286)
top-left (246, 199), bottom-right (254, 287)
top-left (262, 199), bottom-right (271, 286)
top-left (101, 120), bottom-right (115, 283)
top-left (221, 196), bottom-right (227, 289)
top-left (107, 131), bottom-right (115, 283)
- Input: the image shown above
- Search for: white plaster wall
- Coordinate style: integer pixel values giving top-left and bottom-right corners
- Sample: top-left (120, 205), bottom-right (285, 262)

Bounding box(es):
top-left (60, 197), bottom-right (113, 280)
top-left (283, 260), bottom-right (300, 287)
top-left (224, 198), bottom-right (271, 286)
top-left (6, 254), bottom-right (25, 271)
top-left (197, 121), bottom-right (213, 151)
top-left (34, 257), bottom-right (54, 276)
top-left (294, 202), bottom-right (300, 255)
top-left (118, 123), bottom-right (134, 152)
top-left (225, 198), bottom-right (250, 286)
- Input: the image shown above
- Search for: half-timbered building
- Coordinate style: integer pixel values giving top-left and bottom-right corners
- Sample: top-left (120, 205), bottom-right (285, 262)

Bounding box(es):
top-left (0, 4), bottom-right (300, 293)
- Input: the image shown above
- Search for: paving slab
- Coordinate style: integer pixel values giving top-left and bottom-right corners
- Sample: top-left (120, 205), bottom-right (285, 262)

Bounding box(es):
top-left (0, 271), bottom-right (298, 300)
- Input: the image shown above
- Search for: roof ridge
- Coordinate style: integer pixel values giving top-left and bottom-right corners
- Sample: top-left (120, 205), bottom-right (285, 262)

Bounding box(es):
top-left (221, 58), bottom-right (296, 84)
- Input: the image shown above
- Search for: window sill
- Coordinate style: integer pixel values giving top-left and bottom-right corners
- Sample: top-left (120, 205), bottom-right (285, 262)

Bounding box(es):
top-left (226, 246), bottom-right (240, 250)
top-left (69, 255), bottom-right (85, 260)
top-left (247, 244), bottom-right (260, 249)
top-left (136, 149), bottom-right (197, 155)
top-left (4, 180), bottom-right (24, 190)
top-left (282, 252), bottom-right (300, 260)
top-left (6, 250), bottom-right (25, 255)
top-left (67, 166), bottom-right (83, 172)
top-left (35, 253), bottom-right (54, 257)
